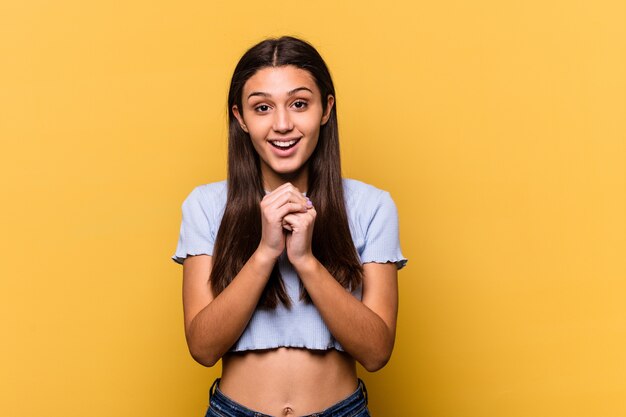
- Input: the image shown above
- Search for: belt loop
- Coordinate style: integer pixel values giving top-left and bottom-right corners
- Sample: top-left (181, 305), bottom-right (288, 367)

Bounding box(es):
top-left (209, 378), bottom-right (220, 402)
top-left (358, 378), bottom-right (368, 405)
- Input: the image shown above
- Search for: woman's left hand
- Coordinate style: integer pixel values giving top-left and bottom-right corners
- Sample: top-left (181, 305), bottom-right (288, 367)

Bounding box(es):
top-left (283, 200), bottom-right (316, 266)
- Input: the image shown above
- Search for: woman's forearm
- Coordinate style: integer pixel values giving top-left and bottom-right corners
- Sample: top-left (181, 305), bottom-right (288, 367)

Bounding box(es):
top-left (186, 249), bottom-right (276, 366)
top-left (293, 258), bottom-right (396, 372)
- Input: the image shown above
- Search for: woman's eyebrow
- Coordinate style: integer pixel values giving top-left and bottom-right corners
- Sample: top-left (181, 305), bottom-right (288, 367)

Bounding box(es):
top-left (247, 91), bottom-right (270, 100)
top-left (247, 87), bottom-right (313, 100)
top-left (287, 87), bottom-right (313, 96)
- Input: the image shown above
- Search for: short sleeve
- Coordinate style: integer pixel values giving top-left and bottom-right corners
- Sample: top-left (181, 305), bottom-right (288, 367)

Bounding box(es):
top-left (360, 191), bottom-right (407, 270)
top-left (171, 186), bottom-right (216, 265)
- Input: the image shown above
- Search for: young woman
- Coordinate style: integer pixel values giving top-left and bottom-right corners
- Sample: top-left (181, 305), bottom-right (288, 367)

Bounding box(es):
top-left (172, 36), bottom-right (407, 417)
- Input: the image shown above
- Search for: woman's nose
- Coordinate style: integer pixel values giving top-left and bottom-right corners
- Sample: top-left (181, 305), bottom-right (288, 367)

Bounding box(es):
top-left (272, 108), bottom-right (293, 133)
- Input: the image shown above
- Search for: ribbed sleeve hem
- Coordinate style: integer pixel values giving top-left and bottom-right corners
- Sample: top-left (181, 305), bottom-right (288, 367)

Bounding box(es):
top-left (229, 342), bottom-right (345, 352)
top-left (361, 257), bottom-right (408, 270)
top-left (171, 245), bottom-right (214, 266)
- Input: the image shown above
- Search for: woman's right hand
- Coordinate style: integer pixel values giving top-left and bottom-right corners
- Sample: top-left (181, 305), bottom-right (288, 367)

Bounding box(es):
top-left (258, 183), bottom-right (309, 260)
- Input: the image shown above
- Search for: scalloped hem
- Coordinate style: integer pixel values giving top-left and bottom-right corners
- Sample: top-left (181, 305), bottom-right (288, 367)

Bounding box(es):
top-left (229, 343), bottom-right (345, 353)
top-left (362, 258), bottom-right (408, 270)
top-left (171, 251), bottom-right (213, 265)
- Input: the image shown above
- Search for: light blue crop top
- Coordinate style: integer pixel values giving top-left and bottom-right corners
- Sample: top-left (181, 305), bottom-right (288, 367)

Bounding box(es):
top-left (172, 178), bottom-right (407, 352)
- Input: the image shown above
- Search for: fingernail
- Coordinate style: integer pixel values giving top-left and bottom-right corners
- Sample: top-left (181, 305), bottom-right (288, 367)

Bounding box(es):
top-left (306, 198), bottom-right (313, 208)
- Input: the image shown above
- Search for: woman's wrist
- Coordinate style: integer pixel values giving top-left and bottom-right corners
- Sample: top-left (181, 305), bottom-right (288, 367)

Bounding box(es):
top-left (290, 254), bottom-right (319, 275)
top-left (253, 244), bottom-right (281, 267)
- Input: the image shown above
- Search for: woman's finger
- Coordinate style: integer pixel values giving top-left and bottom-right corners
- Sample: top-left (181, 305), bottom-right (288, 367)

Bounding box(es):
top-left (283, 211), bottom-right (315, 232)
top-left (264, 191), bottom-right (308, 214)
top-left (274, 202), bottom-right (309, 222)
top-left (263, 184), bottom-right (306, 207)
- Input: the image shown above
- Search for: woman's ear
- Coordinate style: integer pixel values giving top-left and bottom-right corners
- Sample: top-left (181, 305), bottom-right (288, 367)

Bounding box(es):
top-left (232, 105), bottom-right (248, 132)
top-left (321, 95), bottom-right (335, 126)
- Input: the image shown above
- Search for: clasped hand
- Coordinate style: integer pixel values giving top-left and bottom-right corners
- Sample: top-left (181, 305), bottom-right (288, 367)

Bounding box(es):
top-left (258, 182), bottom-right (316, 266)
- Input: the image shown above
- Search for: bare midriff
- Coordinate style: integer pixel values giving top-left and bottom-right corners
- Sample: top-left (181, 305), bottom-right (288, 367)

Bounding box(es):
top-left (219, 347), bottom-right (358, 416)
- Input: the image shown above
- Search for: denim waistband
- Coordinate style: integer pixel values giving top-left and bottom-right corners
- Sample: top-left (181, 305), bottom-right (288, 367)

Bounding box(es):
top-left (207, 378), bottom-right (368, 417)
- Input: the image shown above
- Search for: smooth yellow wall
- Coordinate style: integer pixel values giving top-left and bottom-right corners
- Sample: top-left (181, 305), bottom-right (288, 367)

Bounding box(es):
top-left (1, 1), bottom-right (625, 416)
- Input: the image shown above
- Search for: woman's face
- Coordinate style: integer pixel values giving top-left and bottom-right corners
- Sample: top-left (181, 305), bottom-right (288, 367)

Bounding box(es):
top-left (232, 65), bottom-right (334, 191)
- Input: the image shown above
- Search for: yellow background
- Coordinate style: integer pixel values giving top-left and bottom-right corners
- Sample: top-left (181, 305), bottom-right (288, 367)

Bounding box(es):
top-left (1, 0), bottom-right (625, 416)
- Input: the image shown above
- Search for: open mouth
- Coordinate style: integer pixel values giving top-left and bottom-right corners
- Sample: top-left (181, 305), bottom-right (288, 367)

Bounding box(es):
top-left (269, 138), bottom-right (301, 150)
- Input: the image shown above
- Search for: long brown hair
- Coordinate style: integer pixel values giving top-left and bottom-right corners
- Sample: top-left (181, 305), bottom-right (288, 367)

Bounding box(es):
top-left (210, 36), bottom-right (363, 309)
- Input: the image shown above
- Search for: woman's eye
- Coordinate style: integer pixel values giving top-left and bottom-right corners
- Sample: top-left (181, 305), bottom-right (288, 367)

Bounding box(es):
top-left (255, 104), bottom-right (270, 112)
top-left (292, 101), bottom-right (307, 109)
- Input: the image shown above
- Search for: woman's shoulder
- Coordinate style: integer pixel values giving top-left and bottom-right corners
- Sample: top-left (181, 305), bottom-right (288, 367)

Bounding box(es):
top-left (342, 178), bottom-right (399, 223)
top-left (193, 179), bottom-right (227, 194)
top-left (187, 180), bottom-right (227, 198)
top-left (182, 180), bottom-right (228, 211)
top-left (342, 178), bottom-right (391, 204)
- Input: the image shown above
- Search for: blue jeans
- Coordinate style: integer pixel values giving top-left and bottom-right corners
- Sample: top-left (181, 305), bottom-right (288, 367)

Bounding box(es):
top-left (204, 378), bottom-right (371, 417)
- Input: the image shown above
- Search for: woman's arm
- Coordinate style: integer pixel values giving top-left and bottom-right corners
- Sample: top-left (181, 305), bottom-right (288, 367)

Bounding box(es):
top-left (182, 184), bottom-right (310, 366)
top-left (182, 249), bottom-right (277, 367)
top-left (283, 204), bottom-right (399, 372)
top-left (295, 260), bottom-right (398, 372)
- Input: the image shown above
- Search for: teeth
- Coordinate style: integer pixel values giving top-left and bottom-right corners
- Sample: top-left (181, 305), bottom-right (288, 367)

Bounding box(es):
top-left (271, 139), bottom-right (298, 148)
